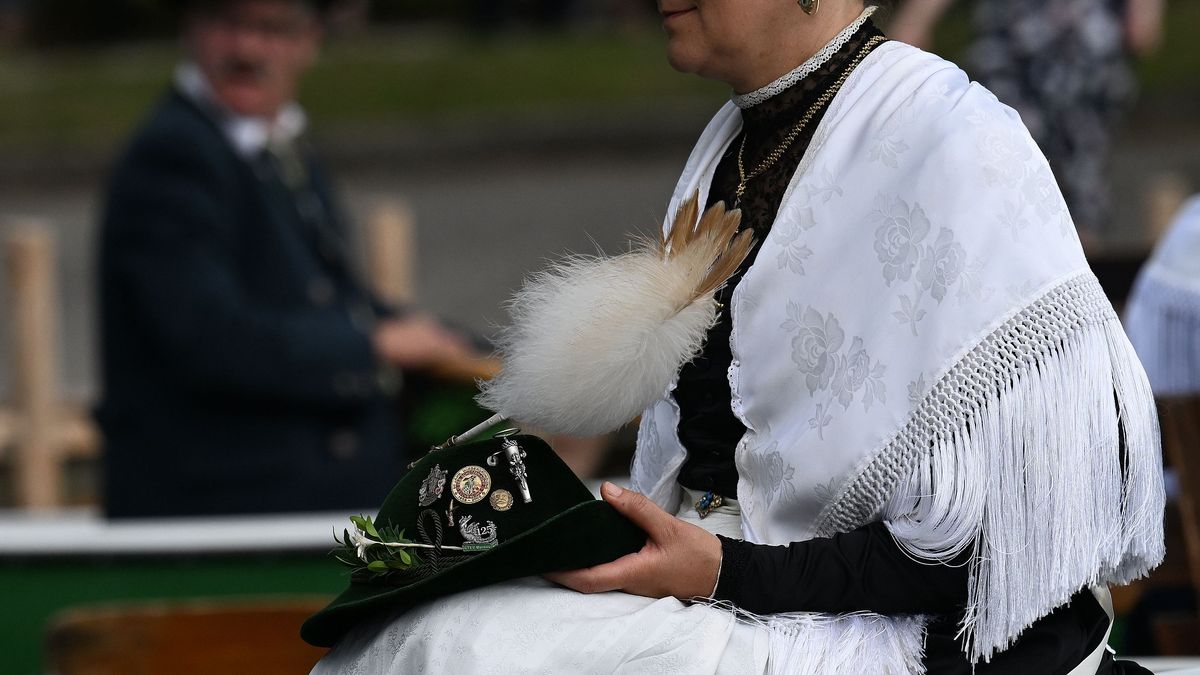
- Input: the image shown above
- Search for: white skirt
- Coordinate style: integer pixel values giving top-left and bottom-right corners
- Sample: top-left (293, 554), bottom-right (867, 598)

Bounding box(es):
top-left (312, 492), bottom-right (928, 675)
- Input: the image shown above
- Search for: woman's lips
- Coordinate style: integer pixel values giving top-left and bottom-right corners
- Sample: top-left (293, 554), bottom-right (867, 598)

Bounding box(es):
top-left (662, 7), bottom-right (696, 22)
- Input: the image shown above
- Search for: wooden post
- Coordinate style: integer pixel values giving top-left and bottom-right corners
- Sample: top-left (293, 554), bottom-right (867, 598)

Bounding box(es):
top-left (360, 201), bottom-right (501, 385)
top-left (0, 406), bottom-right (14, 460)
top-left (365, 200), bottom-right (417, 307)
top-left (4, 222), bottom-right (61, 508)
top-left (1146, 172), bottom-right (1191, 243)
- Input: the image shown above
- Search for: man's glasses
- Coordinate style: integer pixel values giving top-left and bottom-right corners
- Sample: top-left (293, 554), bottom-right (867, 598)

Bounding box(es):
top-left (201, 11), bottom-right (315, 40)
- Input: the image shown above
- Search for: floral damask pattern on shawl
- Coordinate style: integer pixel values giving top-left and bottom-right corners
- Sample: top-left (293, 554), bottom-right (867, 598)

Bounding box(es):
top-left (774, 169), bottom-right (843, 276)
top-left (871, 197), bottom-right (929, 286)
top-left (739, 436), bottom-right (800, 510)
top-left (870, 197), bottom-right (968, 336)
top-left (968, 106), bottom-right (1075, 240)
top-left (782, 303), bottom-right (886, 438)
top-left (631, 397), bottom-right (689, 511)
top-left (868, 111), bottom-right (910, 169)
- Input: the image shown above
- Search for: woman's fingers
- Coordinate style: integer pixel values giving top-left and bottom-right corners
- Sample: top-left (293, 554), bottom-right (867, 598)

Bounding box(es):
top-left (544, 485), bottom-right (718, 599)
top-left (600, 482), bottom-right (674, 541)
top-left (544, 551), bottom-right (643, 595)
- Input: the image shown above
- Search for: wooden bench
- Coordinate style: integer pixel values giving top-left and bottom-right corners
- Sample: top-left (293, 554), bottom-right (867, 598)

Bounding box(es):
top-left (1154, 397), bottom-right (1200, 655)
top-left (45, 597), bottom-right (330, 675)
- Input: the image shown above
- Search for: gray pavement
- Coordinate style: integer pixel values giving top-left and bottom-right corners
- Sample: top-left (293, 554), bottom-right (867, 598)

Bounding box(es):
top-left (0, 145), bottom-right (691, 401)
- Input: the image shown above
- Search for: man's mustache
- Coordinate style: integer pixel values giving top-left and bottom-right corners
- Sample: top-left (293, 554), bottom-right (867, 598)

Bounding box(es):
top-left (216, 58), bottom-right (270, 81)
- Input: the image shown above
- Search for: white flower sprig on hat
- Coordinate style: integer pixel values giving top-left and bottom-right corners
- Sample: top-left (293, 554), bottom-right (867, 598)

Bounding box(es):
top-left (333, 515), bottom-right (477, 579)
top-left (332, 515), bottom-right (426, 578)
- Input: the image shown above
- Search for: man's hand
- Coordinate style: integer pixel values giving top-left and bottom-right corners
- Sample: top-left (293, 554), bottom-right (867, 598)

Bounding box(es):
top-left (545, 483), bottom-right (722, 601)
top-left (371, 315), bottom-right (473, 369)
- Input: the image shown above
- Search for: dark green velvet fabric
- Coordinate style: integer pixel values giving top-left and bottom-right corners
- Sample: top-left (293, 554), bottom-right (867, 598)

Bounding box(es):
top-left (301, 435), bottom-right (647, 647)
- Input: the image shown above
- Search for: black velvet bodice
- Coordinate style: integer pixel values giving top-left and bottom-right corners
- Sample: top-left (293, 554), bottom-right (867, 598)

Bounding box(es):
top-left (675, 21), bottom-right (886, 498)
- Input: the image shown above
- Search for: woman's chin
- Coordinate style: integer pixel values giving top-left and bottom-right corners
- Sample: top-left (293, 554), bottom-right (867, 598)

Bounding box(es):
top-left (664, 45), bottom-right (704, 77)
top-left (664, 54), bottom-right (689, 75)
top-left (664, 42), bottom-right (732, 84)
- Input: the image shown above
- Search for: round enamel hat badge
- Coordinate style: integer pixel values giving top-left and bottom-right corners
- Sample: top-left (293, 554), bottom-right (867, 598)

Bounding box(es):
top-left (450, 465), bottom-right (491, 504)
top-left (489, 489), bottom-right (514, 512)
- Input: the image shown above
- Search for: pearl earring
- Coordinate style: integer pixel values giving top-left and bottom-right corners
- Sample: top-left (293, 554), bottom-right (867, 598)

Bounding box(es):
top-left (797, 0), bottom-right (819, 15)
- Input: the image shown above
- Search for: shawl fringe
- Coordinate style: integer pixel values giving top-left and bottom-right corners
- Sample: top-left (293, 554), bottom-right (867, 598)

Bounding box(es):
top-left (819, 273), bottom-right (1163, 663)
top-left (694, 600), bottom-right (927, 674)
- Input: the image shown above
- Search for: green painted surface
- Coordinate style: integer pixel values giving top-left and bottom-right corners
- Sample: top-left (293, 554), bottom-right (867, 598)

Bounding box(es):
top-left (0, 555), bottom-right (345, 675)
top-left (0, 30), bottom-right (722, 154)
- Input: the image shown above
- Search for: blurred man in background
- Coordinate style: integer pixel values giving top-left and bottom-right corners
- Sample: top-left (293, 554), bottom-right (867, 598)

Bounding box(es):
top-left (97, 0), bottom-right (474, 518)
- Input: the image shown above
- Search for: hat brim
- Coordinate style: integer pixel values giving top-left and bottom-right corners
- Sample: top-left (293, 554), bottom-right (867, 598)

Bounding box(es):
top-left (301, 497), bottom-right (646, 648)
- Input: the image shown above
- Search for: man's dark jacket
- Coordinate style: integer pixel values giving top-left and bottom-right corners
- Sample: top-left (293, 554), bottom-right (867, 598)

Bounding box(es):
top-left (98, 90), bottom-right (403, 518)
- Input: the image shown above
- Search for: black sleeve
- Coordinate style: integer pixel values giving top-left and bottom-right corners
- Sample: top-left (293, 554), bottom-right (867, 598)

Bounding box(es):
top-left (103, 134), bottom-right (382, 409)
top-left (713, 521), bottom-right (970, 615)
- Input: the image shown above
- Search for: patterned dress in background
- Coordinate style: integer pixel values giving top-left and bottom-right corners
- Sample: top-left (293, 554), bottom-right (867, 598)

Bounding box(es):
top-left (969, 0), bottom-right (1135, 235)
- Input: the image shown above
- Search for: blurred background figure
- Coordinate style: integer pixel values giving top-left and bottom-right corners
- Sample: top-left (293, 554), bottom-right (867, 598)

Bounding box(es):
top-left (1125, 195), bottom-right (1200, 395)
top-left (97, 0), bottom-right (477, 518)
top-left (890, 0), bottom-right (1166, 244)
top-left (1121, 194), bottom-right (1200, 659)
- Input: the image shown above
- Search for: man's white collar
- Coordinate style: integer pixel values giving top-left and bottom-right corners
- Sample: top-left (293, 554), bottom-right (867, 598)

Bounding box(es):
top-left (175, 63), bottom-right (308, 158)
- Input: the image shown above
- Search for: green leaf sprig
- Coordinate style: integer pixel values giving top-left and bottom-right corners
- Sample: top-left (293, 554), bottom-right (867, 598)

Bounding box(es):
top-left (332, 515), bottom-right (422, 579)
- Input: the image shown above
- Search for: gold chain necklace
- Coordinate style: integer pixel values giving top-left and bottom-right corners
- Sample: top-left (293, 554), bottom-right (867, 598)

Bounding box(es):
top-left (735, 35), bottom-right (887, 206)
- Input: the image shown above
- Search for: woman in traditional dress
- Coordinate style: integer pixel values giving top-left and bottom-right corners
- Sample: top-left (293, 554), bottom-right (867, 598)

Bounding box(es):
top-left (1125, 195), bottom-right (1200, 395)
top-left (314, 1), bottom-right (1163, 672)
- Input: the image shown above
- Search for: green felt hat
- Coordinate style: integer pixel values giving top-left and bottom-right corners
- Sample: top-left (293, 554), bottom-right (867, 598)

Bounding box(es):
top-left (300, 434), bottom-right (647, 648)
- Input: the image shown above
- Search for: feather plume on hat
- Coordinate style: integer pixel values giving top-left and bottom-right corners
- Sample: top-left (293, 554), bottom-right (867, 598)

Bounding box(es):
top-left (477, 194), bottom-right (754, 436)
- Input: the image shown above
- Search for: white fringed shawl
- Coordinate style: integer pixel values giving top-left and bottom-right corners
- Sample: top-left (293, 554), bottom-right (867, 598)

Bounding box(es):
top-left (632, 41), bottom-right (1164, 667)
top-left (1125, 195), bottom-right (1200, 394)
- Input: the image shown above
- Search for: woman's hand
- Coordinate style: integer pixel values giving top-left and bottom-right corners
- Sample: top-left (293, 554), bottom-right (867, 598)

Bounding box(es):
top-left (887, 0), bottom-right (960, 51)
top-left (545, 482), bottom-right (722, 601)
top-left (1125, 0), bottom-right (1165, 56)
